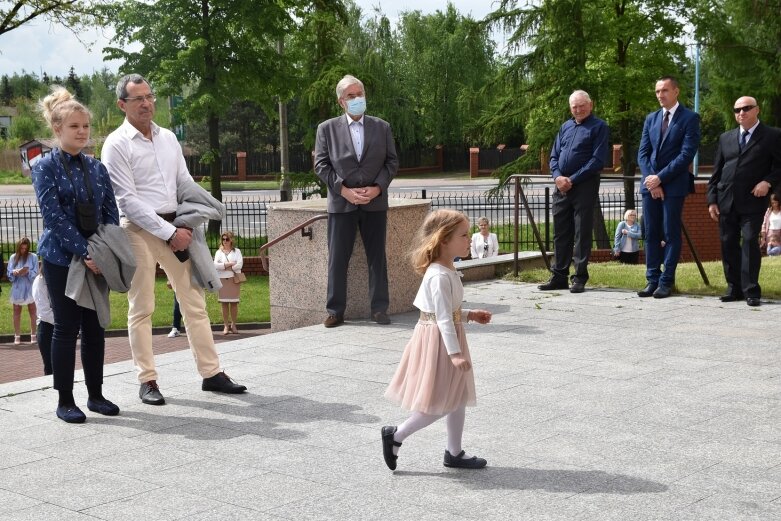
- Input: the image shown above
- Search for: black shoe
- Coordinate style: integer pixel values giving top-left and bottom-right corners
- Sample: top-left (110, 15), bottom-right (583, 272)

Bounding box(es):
top-left (381, 425), bottom-right (401, 471)
top-left (652, 286), bottom-right (672, 299)
top-left (323, 314), bottom-right (344, 328)
top-left (570, 282), bottom-right (585, 294)
top-left (56, 405), bottom-right (86, 424)
top-left (202, 372), bottom-right (247, 394)
top-left (719, 294), bottom-right (744, 302)
top-left (637, 284), bottom-right (658, 297)
top-left (443, 449), bottom-right (487, 469)
top-left (372, 312), bottom-right (391, 325)
top-left (87, 397), bottom-right (120, 416)
top-left (139, 380), bottom-right (165, 405)
top-left (747, 298), bottom-right (761, 307)
top-left (538, 278), bottom-right (568, 291)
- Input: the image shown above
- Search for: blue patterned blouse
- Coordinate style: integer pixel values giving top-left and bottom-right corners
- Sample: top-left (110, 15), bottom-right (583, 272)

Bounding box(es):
top-left (32, 148), bottom-right (120, 266)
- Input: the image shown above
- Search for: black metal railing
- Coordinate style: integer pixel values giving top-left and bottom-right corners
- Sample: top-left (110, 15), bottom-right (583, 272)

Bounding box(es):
top-left (1, 181), bottom-right (646, 264)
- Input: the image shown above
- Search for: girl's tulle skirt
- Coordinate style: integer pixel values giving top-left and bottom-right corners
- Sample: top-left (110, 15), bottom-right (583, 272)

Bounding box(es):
top-left (385, 320), bottom-right (476, 415)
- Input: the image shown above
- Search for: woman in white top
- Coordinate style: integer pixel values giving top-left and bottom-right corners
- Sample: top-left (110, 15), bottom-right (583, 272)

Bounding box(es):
top-left (761, 194), bottom-right (781, 256)
top-left (32, 267), bottom-right (54, 375)
top-left (469, 217), bottom-right (499, 259)
top-left (213, 231), bottom-right (244, 335)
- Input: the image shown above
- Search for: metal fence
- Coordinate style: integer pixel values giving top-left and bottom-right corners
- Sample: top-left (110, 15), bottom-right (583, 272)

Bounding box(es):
top-left (1, 182), bottom-right (644, 263)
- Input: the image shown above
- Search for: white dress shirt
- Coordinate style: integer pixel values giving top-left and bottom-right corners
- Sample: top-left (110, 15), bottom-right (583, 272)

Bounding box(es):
top-left (346, 113), bottom-right (364, 161)
top-left (32, 274), bottom-right (53, 325)
top-left (213, 248), bottom-right (244, 279)
top-left (102, 119), bottom-right (198, 241)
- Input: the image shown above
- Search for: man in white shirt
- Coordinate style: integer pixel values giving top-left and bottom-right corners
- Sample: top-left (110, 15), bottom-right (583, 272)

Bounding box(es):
top-left (102, 74), bottom-right (246, 405)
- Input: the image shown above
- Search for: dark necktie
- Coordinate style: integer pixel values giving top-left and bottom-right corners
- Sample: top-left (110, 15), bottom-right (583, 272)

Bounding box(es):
top-left (740, 130), bottom-right (748, 152)
top-left (661, 110), bottom-right (670, 139)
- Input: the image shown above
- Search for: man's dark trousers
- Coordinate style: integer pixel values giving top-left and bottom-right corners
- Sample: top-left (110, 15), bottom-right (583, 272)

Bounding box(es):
top-left (719, 210), bottom-right (764, 299)
top-left (326, 208), bottom-right (389, 317)
top-left (550, 175), bottom-right (600, 284)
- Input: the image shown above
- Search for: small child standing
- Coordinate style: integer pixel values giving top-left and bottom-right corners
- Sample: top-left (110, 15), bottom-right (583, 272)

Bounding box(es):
top-left (32, 267), bottom-right (53, 375)
top-left (382, 209), bottom-right (492, 471)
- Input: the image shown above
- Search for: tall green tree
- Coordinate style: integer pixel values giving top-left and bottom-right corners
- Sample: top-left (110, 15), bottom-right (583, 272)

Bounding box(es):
top-left (105, 0), bottom-right (299, 203)
top-left (694, 0), bottom-right (781, 127)
top-left (0, 0), bottom-right (104, 37)
top-left (483, 0), bottom-right (690, 210)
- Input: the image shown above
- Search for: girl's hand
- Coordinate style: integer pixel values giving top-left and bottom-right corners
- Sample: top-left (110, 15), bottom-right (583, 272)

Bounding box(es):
top-left (450, 353), bottom-right (471, 372)
top-left (84, 257), bottom-right (101, 275)
top-left (468, 309), bottom-right (492, 324)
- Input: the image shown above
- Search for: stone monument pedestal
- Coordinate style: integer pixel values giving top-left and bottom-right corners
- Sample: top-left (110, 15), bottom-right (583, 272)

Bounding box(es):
top-left (267, 198), bottom-right (431, 332)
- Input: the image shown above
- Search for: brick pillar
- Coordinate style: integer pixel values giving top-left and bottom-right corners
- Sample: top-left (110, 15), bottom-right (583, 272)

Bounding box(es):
top-left (469, 147), bottom-right (479, 178)
top-left (539, 146), bottom-right (550, 175)
top-left (612, 144), bottom-right (622, 171)
top-left (681, 181), bottom-right (721, 262)
top-left (236, 151), bottom-right (247, 181)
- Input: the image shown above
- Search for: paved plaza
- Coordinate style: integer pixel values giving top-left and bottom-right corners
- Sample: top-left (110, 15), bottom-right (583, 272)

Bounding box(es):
top-left (1, 280), bottom-right (780, 520)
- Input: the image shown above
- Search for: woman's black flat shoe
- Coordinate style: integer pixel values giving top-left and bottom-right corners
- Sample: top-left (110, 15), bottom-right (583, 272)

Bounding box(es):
top-left (381, 425), bottom-right (401, 470)
top-left (56, 405), bottom-right (86, 424)
top-left (443, 449), bottom-right (487, 469)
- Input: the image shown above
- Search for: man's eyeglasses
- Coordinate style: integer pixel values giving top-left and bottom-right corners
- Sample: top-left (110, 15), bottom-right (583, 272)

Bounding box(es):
top-left (733, 105), bottom-right (756, 114)
top-left (122, 94), bottom-right (157, 104)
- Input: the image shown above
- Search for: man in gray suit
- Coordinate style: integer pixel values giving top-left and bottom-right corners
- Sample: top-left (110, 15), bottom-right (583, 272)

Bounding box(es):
top-left (314, 75), bottom-right (399, 328)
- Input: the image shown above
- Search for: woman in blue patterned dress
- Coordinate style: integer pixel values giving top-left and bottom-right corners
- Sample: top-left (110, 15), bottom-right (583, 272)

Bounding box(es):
top-left (6, 237), bottom-right (38, 345)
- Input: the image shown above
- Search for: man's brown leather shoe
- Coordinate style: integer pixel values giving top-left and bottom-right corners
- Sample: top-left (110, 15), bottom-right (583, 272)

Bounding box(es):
top-left (323, 314), bottom-right (344, 328)
top-left (372, 312), bottom-right (391, 325)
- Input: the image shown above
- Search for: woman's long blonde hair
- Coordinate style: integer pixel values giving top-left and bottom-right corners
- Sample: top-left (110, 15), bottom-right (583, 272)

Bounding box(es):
top-left (38, 86), bottom-right (91, 135)
top-left (409, 209), bottom-right (468, 275)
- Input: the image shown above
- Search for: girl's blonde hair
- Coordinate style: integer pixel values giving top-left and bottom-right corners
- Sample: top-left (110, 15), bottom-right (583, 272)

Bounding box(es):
top-left (38, 86), bottom-right (92, 134)
top-left (410, 209), bottom-right (468, 275)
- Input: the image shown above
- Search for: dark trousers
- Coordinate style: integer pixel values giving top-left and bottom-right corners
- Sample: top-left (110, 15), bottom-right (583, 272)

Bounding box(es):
top-left (326, 209), bottom-right (389, 316)
top-left (37, 320), bottom-right (53, 375)
top-left (550, 176), bottom-right (600, 283)
top-left (642, 194), bottom-right (685, 288)
top-left (719, 210), bottom-right (764, 299)
top-left (43, 260), bottom-right (105, 394)
top-left (172, 294), bottom-right (182, 330)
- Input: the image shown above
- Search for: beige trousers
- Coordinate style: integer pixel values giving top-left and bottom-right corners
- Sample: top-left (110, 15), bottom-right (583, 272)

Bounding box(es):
top-left (123, 220), bottom-right (221, 383)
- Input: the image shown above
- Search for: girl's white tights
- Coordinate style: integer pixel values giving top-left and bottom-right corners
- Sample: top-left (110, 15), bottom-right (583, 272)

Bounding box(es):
top-left (393, 405), bottom-right (468, 458)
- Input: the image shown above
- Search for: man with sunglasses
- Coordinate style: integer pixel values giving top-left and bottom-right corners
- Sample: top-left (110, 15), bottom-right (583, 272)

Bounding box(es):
top-left (637, 76), bottom-right (701, 299)
top-left (707, 97), bottom-right (781, 307)
top-left (103, 74), bottom-right (246, 405)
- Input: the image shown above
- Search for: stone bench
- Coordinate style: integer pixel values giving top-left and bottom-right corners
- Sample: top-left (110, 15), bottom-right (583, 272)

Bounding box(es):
top-left (455, 252), bottom-right (552, 282)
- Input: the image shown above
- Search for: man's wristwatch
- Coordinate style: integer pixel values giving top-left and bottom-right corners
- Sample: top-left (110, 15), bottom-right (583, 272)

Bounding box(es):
top-left (166, 229), bottom-right (177, 244)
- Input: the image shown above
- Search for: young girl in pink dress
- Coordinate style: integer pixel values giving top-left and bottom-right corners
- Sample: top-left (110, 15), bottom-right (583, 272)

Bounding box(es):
top-left (382, 209), bottom-right (492, 471)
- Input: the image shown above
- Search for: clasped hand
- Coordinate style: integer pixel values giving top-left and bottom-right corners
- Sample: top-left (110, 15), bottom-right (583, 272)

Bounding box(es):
top-left (341, 185), bottom-right (380, 205)
top-left (169, 227), bottom-right (193, 252)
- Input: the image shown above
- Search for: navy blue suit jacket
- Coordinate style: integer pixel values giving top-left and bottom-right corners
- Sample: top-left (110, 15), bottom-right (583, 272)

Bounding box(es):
top-left (638, 105), bottom-right (701, 198)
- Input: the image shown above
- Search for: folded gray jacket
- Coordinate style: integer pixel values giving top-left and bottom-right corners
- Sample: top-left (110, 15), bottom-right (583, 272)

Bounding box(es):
top-left (175, 182), bottom-right (226, 293)
top-left (65, 224), bottom-right (137, 328)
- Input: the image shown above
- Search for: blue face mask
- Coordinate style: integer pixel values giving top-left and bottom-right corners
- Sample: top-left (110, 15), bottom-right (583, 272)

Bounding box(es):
top-left (345, 96), bottom-right (366, 116)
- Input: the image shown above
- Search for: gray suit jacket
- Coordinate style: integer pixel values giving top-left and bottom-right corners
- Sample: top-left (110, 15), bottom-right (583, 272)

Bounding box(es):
top-left (314, 114), bottom-right (399, 213)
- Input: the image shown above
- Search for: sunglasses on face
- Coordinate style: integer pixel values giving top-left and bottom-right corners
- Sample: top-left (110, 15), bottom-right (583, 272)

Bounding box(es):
top-left (222, 237), bottom-right (230, 241)
top-left (733, 105), bottom-right (756, 114)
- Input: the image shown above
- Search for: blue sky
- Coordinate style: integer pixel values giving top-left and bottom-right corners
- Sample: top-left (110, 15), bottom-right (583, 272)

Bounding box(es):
top-left (0, 0), bottom-right (497, 78)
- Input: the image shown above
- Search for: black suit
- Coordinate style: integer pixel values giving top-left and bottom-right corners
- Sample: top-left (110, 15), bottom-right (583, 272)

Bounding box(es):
top-left (707, 122), bottom-right (781, 298)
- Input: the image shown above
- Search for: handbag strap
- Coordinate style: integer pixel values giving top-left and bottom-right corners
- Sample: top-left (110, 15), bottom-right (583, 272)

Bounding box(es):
top-left (59, 149), bottom-right (94, 203)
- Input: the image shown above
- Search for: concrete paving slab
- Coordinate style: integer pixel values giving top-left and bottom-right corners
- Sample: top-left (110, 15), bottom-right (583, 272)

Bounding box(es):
top-left (1, 281), bottom-right (779, 519)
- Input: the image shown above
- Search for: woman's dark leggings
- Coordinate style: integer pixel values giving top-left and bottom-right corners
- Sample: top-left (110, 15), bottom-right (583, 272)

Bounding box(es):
top-left (43, 260), bottom-right (105, 397)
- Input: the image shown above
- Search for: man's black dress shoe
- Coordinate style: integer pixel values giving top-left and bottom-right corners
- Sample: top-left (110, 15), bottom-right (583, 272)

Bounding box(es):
top-left (202, 372), bottom-right (247, 393)
top-left (719, 294), bottom-right (744, 303)
top-left (538, 278), bottom-right (568, 291)
top-left (56, 405), bottom-right (86, 424)
top-left (443, 450), bottom-right (487, 469)
top-left (139, 380), bottom-right (165, 405)
top-left (372, 312), bottom-right (391, 325)
top-left (653, 286), bottom-right (672, 299)
top-left (87, 397), bottom-right (120, 416)
top-left (382, 425), bottom-right (402, 470)
top-left (747, 298), bottom-right (761, 307)
top-left (637, 284), bottom-right (657, 297)
top-left (570, 282), bottom-right (585, 294)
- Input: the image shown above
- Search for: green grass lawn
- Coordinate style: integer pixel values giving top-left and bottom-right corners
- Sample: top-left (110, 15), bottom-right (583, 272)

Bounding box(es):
top-left (0, 276), bottom-right (269, 335)
top-left (510, 256), bottom-right (781, 299)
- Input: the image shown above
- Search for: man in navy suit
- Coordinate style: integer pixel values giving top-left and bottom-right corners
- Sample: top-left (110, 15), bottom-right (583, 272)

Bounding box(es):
top-left (707, 96), bottom-right (781, 307)
top-left (637, 76), bottom-right (701, 299)
top-left (314, 75), bottom-right (398, 327)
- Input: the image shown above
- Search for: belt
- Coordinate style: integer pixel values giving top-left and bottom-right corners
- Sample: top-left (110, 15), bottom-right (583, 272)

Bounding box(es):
top-left (157, 212), bottom-right (177, 223)
top-left (420, 307), bottom-right (462, 324)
